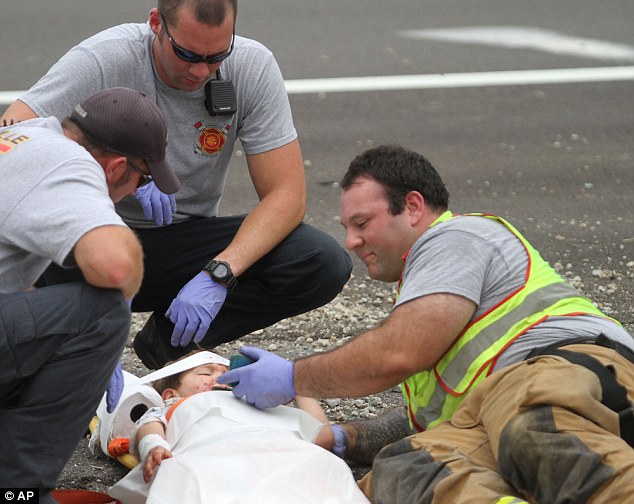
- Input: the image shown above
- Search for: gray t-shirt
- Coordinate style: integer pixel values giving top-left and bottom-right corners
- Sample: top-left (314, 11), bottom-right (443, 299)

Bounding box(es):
top-left (20, 23), bottom-right (297, 228)
top-left (0, 117), bottom-right (125, 293)
top-left (395, 215), bottom-right (633, 370)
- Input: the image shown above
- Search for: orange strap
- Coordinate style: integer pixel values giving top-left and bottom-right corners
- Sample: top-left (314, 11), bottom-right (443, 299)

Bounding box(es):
top-left (107, 437), bottom-right (130, 458)
top-left (166, 396), bottom-right (189, 422)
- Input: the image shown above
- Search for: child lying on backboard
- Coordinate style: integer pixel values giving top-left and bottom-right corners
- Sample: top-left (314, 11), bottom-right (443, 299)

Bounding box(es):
top-left (107, 351), bottom-right (370, 504)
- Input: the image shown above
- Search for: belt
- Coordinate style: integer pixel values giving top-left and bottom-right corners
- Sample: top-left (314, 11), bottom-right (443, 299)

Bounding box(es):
top-left (527, 334), bottom-right (634, 448)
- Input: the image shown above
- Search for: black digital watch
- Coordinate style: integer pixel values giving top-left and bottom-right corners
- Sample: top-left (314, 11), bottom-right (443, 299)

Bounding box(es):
top-left (204, 259), bottom-right (237, 290)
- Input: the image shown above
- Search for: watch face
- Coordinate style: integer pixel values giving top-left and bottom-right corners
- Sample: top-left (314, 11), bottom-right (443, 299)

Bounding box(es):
top-left (214, 263), bottom-right (229, 278)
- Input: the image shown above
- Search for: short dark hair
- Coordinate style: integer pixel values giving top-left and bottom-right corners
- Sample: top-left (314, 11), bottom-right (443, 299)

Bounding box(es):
top-left (152, 372), bottom-right (183, 395)
top-left (341, 145), bottom-right (449, 215)
top-left (61, 117), bottom-right (113, 157)
top-left (150, 349), bottom-right (207, 394)
top-left (158, 0), bottom-right (237, 27)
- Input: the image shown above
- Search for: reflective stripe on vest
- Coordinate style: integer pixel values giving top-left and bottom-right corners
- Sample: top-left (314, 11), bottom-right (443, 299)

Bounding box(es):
top-left (401, 211), bottom-right (619, 432)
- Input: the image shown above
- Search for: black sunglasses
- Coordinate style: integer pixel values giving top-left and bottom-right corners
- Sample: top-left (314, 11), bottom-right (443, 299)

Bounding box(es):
top-left (126, 157), bottom-right (153, 188)
top-left (107, 149), bottom-right (152, 188)
top-left (160, 12), bottom-right (234, 65)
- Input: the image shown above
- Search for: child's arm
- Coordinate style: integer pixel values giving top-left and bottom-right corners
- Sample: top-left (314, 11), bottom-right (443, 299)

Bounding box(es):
top-left (136, 421), bottom-right (173, 483)
top-left (294, 396), bottom-right (335, 451)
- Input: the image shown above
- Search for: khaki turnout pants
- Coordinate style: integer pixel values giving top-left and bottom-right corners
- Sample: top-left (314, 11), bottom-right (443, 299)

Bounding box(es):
top-left (359, 344), bottom-right (634, 504)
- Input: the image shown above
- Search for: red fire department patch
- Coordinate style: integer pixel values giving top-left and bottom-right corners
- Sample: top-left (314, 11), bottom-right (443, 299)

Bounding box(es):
top-left (193, 120), bottom-right (231, 157)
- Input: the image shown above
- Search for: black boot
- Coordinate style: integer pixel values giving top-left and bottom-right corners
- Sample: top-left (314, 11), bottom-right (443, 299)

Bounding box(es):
top-left (133, 313), bottom-right (198, 369)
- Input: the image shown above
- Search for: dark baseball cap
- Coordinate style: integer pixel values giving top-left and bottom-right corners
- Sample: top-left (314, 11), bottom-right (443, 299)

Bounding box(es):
top-left (71, 87), bottom-right (180, 194)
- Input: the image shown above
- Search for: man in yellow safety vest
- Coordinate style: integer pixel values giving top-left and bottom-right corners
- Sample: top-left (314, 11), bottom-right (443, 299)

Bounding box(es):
top-left (218, 144), bottom-right (634, 503)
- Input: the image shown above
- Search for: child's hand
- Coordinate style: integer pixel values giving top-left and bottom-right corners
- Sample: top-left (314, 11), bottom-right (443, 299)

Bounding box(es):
top-left (143, 446), bottom-right (173, 483)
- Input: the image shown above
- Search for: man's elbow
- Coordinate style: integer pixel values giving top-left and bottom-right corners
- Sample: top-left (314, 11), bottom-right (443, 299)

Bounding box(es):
top-left (293, 198), bottom-right (307, 223)
top-left (285, 185), bottom-right (306, 221)
top-left (105, 261), bottom-right (141, 290)
top-left (381, 353), bottom-right (426, 383)
top-left (89, 252), bottom-right (143, 298)
top-left (74, 226), bottom-right (144, 297)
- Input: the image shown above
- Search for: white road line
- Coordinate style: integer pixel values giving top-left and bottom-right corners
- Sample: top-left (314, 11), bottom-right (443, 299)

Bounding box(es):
top-left (400, 27), bottom-right (634, 62)
top-left (0, 91), bottom-right (22, 105)
top-left (2, 66), bottom-right (634, 105)
top-left (284, 66), bottom-right (634, 94)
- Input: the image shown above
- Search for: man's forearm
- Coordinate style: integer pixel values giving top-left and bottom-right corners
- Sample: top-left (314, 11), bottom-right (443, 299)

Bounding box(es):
top-left (294, 325), bottom-right (414, 399)
top-left (215, 192), bottom-right (303, 277)
top-left (341, 406), bottom-right (411, 465)
top-left (225, 140), bottom-right (306, 275)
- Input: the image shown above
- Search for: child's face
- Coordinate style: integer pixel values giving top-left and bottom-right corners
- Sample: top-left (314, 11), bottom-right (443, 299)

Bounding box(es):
top-left (174, 363), bottom-right (230, 397)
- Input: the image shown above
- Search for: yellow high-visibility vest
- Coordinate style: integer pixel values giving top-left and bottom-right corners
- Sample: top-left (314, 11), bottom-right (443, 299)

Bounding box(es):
top-left (400, 211), bottom-right (619, 432)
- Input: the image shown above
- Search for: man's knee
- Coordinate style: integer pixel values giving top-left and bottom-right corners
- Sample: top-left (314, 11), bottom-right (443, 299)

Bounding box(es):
top-left (271, 224), bottom-right (352, 299)
top-left (1, 285), bottom-right (129, 381)
top-left (309, 227), bottom-right (353, 282)
top-left (371, 437), bottom-right (449, 504)
top-left (498, 406), bottom-right (614, 503)
top-left (293, 224), bottom-right (351, 280)
top-left (42, 284), bottom-right (131, 359)
top-left (78, 285), bottom-right (130, 348)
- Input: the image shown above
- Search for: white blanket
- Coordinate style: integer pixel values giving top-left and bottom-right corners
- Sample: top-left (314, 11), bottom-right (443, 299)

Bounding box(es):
top-left (108, 391), bottom-right (370, 504)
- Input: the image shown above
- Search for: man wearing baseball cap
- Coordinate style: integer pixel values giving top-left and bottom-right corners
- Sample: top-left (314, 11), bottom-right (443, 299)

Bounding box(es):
top-left (0, 87), bottom-right (179, 503)
top-left (69, 87), bottom-right (179, 195)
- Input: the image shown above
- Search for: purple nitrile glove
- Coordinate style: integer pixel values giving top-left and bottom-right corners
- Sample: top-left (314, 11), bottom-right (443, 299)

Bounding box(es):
top-left (217, 346), bottom-right (296, 409)
top-left (331, 424), bottom-right (348, 458)
top-left (166, 271), bottom-right (227, 347)
top-left (134, 181), bottom-right (176, 226)
top-left (106, 362), bottom-right (124, 413)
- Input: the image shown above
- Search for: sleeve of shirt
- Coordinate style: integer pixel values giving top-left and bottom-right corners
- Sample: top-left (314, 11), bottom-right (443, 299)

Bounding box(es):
top-left (396, 228), bottom-right (495, 308)
top-left (21, 24), bottom-right (155, 121)
top-left (20, 46), bottom-right (106, 121)
top-left (230, 43), bottom-right (297, 154)
top-left (5, 156), bottom-right (125, 268)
